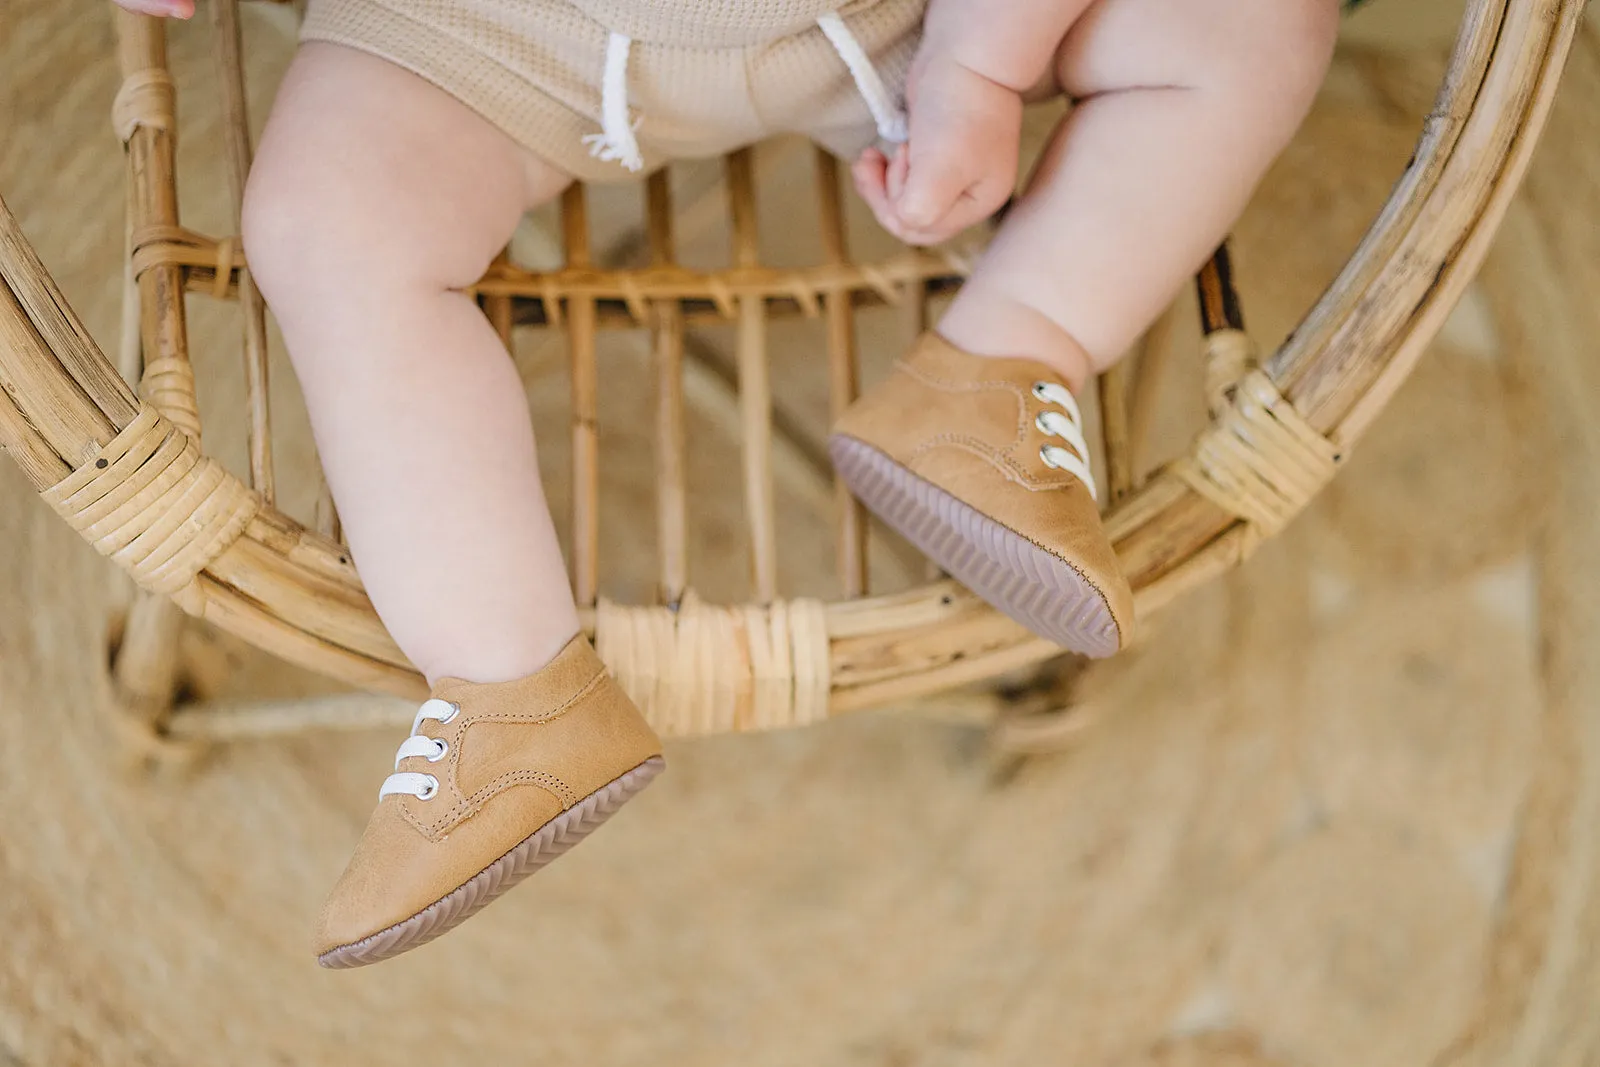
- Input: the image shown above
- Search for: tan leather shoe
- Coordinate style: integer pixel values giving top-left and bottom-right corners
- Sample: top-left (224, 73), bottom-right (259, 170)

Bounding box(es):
top-left (315, 635), bottom-right (664, 968)
top-left (830, 332), bottom-right (1133, 657)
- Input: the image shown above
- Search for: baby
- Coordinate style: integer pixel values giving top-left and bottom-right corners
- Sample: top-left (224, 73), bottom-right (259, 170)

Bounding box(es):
top-left (118, 0), bottom-right (1336, 966)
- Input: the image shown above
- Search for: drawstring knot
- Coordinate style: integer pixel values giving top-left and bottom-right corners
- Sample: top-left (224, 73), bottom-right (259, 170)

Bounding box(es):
top-left (815, 11), bottom-right (909, 144)
top-left (584, 32), bottom-right (646, 172)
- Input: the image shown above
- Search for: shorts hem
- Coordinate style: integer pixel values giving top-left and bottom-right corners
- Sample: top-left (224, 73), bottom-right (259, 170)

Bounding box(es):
top-left (300, 0), bottom-right (658, 183)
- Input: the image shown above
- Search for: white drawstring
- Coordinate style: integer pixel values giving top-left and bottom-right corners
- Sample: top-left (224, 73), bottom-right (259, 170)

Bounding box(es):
top-left (581, 13), bottom-right (909, 173)
top-left (816, 11), bottom-right (909, 145)
top-left (1032, 381), bottom-right (1098, 501)
top-left (582, 31), bottom-right (645, 172)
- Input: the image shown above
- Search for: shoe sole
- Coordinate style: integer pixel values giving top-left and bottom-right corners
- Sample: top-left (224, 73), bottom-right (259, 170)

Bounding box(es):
top-left (318, 756), bottom-right (665, 969)
top-left (830, 435), bottom-right (1120, 658)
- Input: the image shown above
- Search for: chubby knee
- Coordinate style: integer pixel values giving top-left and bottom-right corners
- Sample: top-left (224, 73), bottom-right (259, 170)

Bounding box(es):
top-left (240, 151), bottom-right (355, 309)
top-left (242, 145), bottom-right (474, 314)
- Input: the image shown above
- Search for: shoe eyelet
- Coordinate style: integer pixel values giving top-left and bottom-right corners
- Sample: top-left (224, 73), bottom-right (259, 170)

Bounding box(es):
top-left (428, 739), bottom-right (449, 762)
top-left (1031, 382), bottom-right (1051, 402)
top-left (417, 775), bottom-right (440, 801)
top-left (1034, 412), bottom-right (1054, 436)
top-left (438, 701), bottom-right (460, 725)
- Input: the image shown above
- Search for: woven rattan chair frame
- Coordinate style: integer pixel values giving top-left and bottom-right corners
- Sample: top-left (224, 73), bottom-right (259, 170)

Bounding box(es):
top-left (0, 0), bottom-right (1584, 753)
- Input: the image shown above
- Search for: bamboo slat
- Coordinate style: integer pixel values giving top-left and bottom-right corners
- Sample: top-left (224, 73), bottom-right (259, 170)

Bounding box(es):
top-left (1125, 302), bottom-right (1177, 477)
top-left (562, 185), bottom-right (601, 607)
top-left (312, 461), bottom-right (342, 542)
top-left (208, 0), bottom-right (274, 503)
top-left (1196, 245), bottom-right (1245, 335)
top-left (1331, 0), bottom-right (1582, 444)
top-left (1270, 0), bottom-right (1569, 433)
top-left (1195, 247), bottom-right (1258, 417)
top-left (814, 148), bottom-right (868, 597)
top-left (0, 279), bottom-right (118, 462)
top-left (112, 592), bottom-right (186, 718)
top-left (108, 12), bottom-right (200, 736)
top-left (727, 149), bottom-right (778, 603)
top-left (1097, 362), bottom-right (1133, 505)
top-left (646, 172), bottom-right (689, 607)
top-left (476, 252), bottom-right (973, 308)
top-left (193, 573), bottom-right (425, 699)
top-left (0, 213), bottom-right (138, 442)
top-left (117, 12), bottom-right (198, 441)
top-left (830, 629), bottom-right (1058, 714)
top-left (0, 282), bottom-right (74, 485)
top-left (155, 230), bottom-right (974, 319)
top-left (483, 247), bottom-right (516, 350)
top-left (1265, 1), bottom-right (1510, 414)
top-left (0, 385), bottom-right (67, 487)
top-left (204, 523), bottom-right (404, 666)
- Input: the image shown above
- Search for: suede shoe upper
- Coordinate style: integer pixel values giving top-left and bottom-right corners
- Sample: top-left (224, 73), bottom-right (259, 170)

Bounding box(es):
top-left (315, 636), bottom-right (662, 958)
top-left (832, 332), bottom-right (1134, 648)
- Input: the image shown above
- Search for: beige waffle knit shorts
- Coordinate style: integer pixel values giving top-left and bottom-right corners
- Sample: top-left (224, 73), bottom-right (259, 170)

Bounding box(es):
top-left (300, 0), bottom-right (925, 182)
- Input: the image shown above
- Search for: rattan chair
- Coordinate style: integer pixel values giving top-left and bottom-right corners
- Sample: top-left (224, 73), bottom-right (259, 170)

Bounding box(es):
top-left (0, 0), bottom-right (1583, 759)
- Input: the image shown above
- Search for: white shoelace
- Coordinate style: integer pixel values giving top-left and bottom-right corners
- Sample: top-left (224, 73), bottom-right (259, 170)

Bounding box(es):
top-left (378, 697), bottom-right (458, 802)
top-left (583, 13), bottom-right (910, 173)
top-left (1032, 381), bottom-right (1097, 501)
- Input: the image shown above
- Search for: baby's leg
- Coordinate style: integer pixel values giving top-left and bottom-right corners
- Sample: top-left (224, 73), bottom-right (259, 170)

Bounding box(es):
top-left (245, 43), bottom-right (576, 685)
top-left (938, 0), bottom-right (1339, 390)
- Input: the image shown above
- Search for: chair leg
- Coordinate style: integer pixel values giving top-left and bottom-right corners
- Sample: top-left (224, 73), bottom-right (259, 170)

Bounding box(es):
top-left (109, 589), bottom-right (200, 767)
top-left (988, 658), bottom-right (1099, 756)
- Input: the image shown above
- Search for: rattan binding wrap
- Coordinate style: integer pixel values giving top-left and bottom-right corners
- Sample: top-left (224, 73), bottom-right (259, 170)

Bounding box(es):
top-left (596, 596), bottom-right (832, 736)
top-left (40, 405), bottom-right (258, 605)
top-left (111, 67), bottom-right (174, 144)
top-left (1173, 369), bottom-right (1343, 543)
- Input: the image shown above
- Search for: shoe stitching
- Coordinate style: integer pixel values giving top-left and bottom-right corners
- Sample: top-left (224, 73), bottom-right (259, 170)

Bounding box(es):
top-left (402, 668), bottom-right (609, 837)
top-left (896, 358), bottom-right (1043, 407)
top-left (436, 667), bottom-right (608, 728)
top-left (441, 669), bottom-right (607, 811)
top-left (907, 434), bottom-right (1078, 491)
top-left (896, 358), bottom-right (1094, 467)
top-left (897, 358), bottom-right (1032, 447)
top-left (895, 360), bottom-right (1089, 481)
top-left (896, 355), bottom-right (1081, 489)
top-left (403, 771), bottom-right (574, 838)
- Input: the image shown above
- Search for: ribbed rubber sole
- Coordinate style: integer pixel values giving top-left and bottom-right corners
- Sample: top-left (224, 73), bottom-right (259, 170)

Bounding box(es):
top-left (830, 435), bottom-right (1120, 658)
top-left (318, 756), bottom-right (665, 969)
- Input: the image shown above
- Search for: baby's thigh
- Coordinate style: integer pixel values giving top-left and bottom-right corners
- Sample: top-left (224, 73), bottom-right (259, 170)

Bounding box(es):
top-left (1053, 0), bottom-right (1338, 114)
top-left (244, 42), bottom-right (568, 292)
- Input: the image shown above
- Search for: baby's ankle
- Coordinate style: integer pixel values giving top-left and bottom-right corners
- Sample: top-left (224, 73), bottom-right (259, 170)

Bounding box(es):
top-left (936, 294), bottom-right (1096, 394)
